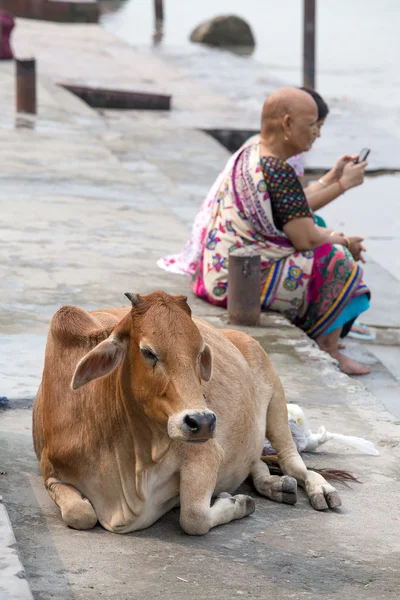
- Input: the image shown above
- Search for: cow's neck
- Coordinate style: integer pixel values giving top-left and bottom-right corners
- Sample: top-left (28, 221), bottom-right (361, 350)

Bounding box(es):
top-left (117, 369), bottom-right (172, 473)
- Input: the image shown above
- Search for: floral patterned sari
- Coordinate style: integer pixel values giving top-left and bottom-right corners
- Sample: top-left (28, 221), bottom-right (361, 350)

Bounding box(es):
top-left (190, 140), bottom-right (370, 338)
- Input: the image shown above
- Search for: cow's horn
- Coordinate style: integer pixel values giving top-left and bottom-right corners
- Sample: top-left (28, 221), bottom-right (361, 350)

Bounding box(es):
top-left (125, 292), bottom-right (141, 306)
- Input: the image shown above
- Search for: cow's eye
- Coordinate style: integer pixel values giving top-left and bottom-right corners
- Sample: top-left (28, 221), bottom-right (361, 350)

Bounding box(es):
top-left (141, 348), bottom-right (158, 364)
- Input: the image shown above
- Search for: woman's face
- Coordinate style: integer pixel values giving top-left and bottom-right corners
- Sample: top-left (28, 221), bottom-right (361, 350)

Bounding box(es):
top-left (316, 117), bottom-right (326, 138)
top-left (287, 105), bottom-right (319, 153)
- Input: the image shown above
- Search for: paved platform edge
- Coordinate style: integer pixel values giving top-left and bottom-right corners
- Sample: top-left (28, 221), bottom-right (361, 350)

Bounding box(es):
top-left (0, 495), bottom-right (34, 600)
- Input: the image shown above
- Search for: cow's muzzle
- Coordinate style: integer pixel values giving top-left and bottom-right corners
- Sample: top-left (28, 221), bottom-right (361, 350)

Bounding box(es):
top-left (168, 410), bottom-right (217, 442)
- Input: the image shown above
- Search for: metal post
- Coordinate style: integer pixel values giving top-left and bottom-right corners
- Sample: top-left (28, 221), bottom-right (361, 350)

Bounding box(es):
top-left (154, 0), bottom-right (164, 23)
top-left (153, 0), bottom-right (164, 45)
top-left (303, 0), bottom-right (316, 89)
top-left (227, 250), bottom-right (261, 327)
top-left (16, 58), bottom-right (36, 114)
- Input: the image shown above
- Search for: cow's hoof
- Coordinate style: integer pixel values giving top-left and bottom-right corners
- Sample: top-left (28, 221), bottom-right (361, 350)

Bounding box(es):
top-left (309, 487), bottom-right (342, 511)
top-left (281, 476), bottom-right (297, 505)
top-left (233, 494), bottom-right (256, 518)
top-left (253, 474), bottom-right (298, 505)
top-left (326, 490), bottom-right (342, 509)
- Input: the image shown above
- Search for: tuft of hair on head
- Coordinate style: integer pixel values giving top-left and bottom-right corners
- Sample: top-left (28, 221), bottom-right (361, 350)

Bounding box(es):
top-left (172, 294), bottom-right (192, 317)
top-left (300, 87), bottom-right (329, 120)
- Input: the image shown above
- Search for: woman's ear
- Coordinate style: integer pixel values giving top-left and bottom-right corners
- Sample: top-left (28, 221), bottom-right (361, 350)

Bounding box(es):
top-left (282, 113), bottom-right (291, 139)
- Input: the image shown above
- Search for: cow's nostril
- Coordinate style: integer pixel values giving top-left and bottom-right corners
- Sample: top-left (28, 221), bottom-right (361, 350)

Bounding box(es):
top-left (207, 413), bottom-right (217, 432)
top-left (183, 414), bottom-right (201, 434)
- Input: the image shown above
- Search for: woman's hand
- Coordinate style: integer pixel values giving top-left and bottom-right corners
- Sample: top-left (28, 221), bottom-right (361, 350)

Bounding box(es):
top-left (340, 161), bottom-right (367, 191)
top-left (333, 155), bottom-right (354, 179)
top-left (346, 236), bottom-right (367, 263)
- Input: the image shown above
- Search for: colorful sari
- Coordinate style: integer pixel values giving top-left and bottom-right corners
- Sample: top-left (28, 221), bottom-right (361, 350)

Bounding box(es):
top-left (159, 140), bottom-right (370, 339)
top-left (157, 135), bottom-right (303, 277)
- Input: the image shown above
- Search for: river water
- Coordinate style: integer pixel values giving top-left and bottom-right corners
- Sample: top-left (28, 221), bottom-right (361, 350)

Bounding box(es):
top-left (100, 1), bottom-right (400, 288)
top-left (102, 0), bottom-right (400, 122)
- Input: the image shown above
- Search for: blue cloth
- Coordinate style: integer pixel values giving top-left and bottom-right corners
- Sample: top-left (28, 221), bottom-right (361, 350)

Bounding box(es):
top-left (324, 293), bottom-right (370, 335)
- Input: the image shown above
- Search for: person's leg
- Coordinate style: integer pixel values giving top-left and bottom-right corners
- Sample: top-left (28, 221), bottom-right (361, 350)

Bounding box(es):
top-left (349, 320), bottom-right (376, 340)
top-left (316, 327), bottom-right (370, 375)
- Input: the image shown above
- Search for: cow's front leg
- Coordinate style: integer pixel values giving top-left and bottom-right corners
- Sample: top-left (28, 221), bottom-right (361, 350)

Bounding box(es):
top-left (41, 452), bottom-right (98, 529)
top-left (46, 478), bottom-right (98, 529)
top-left (179, 442), bottom-right (255, 535)
top-left (274, 447), bottom-right (342, 510)
top-left (266, 380), bottom-right (341, 511)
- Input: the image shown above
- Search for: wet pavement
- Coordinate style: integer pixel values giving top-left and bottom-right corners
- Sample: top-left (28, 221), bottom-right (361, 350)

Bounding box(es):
top-left (101, 0), bottom-right (400, 122)
top-left (11, 16), bottom-right (400, 169)
top-left (1, 17), bottom-right (400, 600)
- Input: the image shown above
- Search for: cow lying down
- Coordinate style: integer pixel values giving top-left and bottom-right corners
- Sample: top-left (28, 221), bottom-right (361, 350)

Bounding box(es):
top-left (33, 291), bottom-right (342, 536)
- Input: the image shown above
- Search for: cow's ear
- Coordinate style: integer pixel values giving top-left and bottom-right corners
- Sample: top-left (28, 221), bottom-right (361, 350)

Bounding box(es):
top-left (71, 334), bottom-right (128, 390)
top-left (200, 344), bottom-right (213, 382)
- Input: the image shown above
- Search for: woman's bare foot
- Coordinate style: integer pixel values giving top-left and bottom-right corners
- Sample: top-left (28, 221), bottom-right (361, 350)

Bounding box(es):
top-left (315, 329), bottom-right (370, 375)
top-left (336, 352), bottom-right (370, 376)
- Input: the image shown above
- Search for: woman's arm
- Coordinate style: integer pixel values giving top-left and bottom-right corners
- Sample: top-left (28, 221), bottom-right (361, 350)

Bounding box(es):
top-left (304, 166), bottom-right (338, 196)
top-left (305, 180), bottom-right (346, 211)
top-left (301, 154), bottom-right (352, 197)
top-left (284, 218), bottom-right (366, 262)
top-left (258, 156), bottom-right (365, 257)
top-left (283, 217), bottom-right (346, 251)
top-left (303, 156), bottom-right (368, 211)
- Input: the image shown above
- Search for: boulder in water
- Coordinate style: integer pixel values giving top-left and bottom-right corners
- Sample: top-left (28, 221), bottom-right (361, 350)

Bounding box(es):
top-left (190, 15), bottom-right (255, 48)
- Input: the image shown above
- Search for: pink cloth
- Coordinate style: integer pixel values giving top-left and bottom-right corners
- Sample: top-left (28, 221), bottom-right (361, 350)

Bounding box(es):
top-left (0, 11), bottom-right (14, 60)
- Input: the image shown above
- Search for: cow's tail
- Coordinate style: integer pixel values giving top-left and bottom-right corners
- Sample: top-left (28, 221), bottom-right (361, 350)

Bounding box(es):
top-left (261, 455), bottom-right (360, 487)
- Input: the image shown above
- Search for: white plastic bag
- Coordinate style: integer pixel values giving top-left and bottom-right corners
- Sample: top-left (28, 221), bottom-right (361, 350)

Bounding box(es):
top-left (263, 403), bottom-right (379, 456)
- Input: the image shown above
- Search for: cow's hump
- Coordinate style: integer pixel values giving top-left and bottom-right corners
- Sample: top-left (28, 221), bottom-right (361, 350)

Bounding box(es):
top-left (50, 305), bottom-right (118, 347)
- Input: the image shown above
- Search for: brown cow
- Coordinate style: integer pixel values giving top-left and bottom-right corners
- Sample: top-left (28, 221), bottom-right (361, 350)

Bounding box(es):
top-left (33, 291), bottom-right (341, 535)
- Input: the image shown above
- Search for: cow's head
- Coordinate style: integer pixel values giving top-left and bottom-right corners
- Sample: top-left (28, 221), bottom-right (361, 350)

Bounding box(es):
top-left (71, 291), bottom-right (216, 443)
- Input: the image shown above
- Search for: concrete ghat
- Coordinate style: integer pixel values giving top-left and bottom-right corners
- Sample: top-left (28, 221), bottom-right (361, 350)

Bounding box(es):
top-left (0, 18), bottom-right (400, 600)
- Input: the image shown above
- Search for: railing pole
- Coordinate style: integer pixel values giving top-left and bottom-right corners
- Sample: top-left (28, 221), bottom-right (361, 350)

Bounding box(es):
top-left (228, 250), bottom-right (261, 327)
top-left (153, 0), bottom-right (164, 45)
top-left (16, 58), bottom-right (36, 114)
top-left (303, 0), bottom-right (316, 89)
top-left (154, 0), bottom-right (164, 24)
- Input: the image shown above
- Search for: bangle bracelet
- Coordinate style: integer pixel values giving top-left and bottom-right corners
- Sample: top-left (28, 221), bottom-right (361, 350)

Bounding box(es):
top-left (337, 179), bottom-right (346, 194)
top-left (318, 177), bottom-right (327, 188)
top-left (343, 237), bottom-right (350, 249)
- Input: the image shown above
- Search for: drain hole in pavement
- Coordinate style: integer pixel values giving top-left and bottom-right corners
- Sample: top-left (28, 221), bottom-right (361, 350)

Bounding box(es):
top-left (203, 128), bottom-right (258, 153)
top-left (58, 82), bottom-right (171, 111)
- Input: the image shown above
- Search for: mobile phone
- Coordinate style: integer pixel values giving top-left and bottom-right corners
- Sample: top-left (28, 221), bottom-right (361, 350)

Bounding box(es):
top-left (355, 148), bottom-right (370, 163)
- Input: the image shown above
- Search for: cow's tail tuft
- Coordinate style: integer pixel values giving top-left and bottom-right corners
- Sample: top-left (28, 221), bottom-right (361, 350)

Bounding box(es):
top-left (261, 455), bottom-right (360, 487)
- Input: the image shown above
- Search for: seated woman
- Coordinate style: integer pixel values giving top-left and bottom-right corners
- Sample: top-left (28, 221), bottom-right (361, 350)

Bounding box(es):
top-left (289, 88), bottom-right (375, 341)
top-left (159, 88), bottom-right (371, 375)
